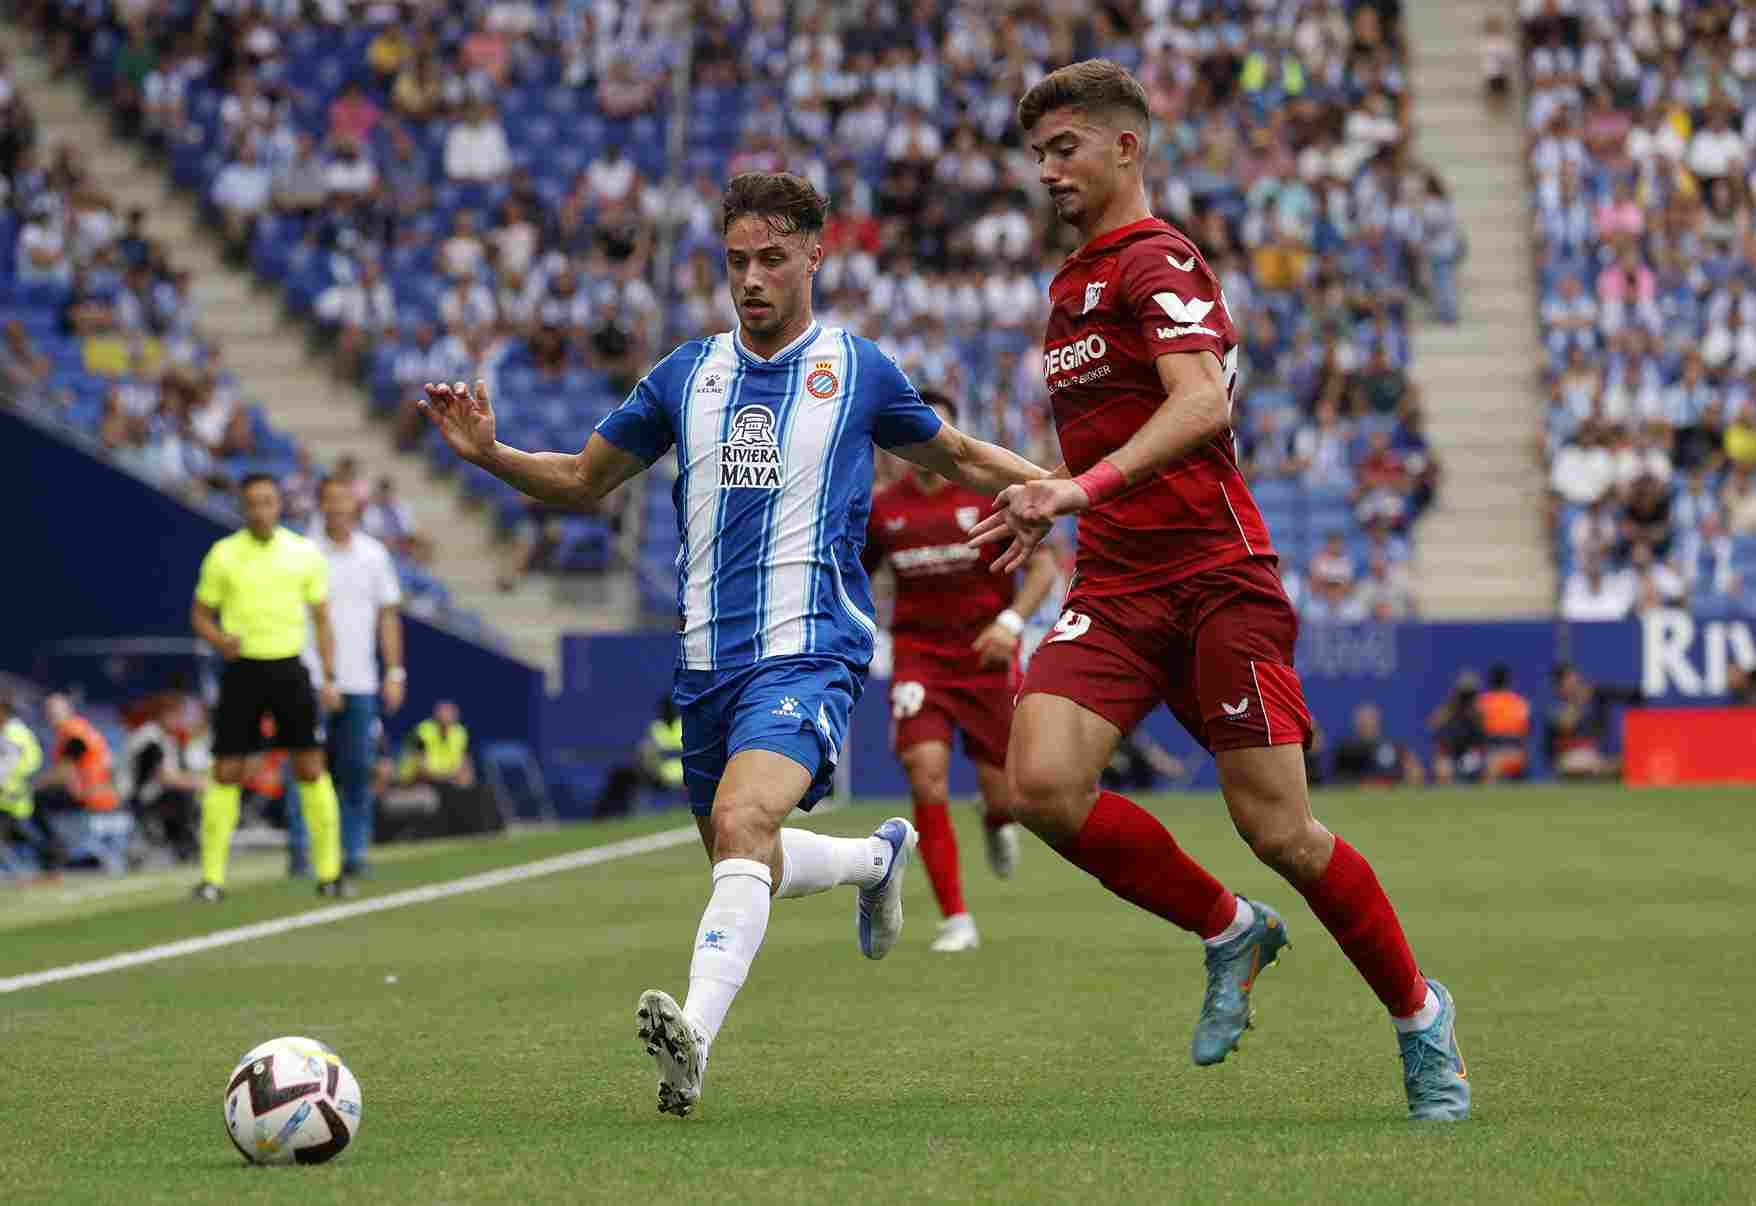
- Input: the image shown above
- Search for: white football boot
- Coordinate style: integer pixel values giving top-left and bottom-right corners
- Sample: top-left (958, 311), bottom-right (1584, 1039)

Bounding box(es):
top-left (856, 817), bottom-right (917, 959)
top-left (636, 989), bottom-right (709, 1118)
top-left (929, 912), bottom-right (980, 952)
top-left (985, 822), bottom-right (1021, 879)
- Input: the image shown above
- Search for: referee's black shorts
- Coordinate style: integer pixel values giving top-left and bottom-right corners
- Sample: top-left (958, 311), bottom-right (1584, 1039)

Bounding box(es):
top-left (213, 657), bottom-right (323, 757)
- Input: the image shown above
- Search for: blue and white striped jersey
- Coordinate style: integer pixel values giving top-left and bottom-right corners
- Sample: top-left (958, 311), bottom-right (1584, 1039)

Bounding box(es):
top-left (595, 322), bottom-right (944, 671)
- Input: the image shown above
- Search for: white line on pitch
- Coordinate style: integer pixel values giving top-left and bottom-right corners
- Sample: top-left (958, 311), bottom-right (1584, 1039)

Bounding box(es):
top-left (0, 824), bottom-right (702, 995)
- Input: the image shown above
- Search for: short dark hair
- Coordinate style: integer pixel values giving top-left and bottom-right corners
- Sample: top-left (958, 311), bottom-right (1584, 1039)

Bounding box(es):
top-left (721, 172), bottom-right (830, 238)
top-left (1017, 59), bottom-right (1151, 136)
top-left (918, 389), bottom-right (958, 421)
top-left (317, 475), bottom-right (349, 499)
top-left (1488, 663), bottom-right (1512, 690)
top-left (239, 472), bottom-right (279, 494)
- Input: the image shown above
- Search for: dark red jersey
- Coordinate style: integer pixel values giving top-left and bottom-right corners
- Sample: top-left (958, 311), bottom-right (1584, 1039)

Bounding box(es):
top-left (1042, 216), bottom-right (1275, 594)
top-left (863, 474), bottom-right (1013, 686)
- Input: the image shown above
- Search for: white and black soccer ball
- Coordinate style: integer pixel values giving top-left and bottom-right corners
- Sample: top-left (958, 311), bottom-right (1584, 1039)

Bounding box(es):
top-left (223, 1036), bottom-right (362, 1165)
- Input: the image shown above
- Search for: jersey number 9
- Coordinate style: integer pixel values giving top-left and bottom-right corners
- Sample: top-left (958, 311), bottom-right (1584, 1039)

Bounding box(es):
top-left (891, 681), bottom-right (926, 719)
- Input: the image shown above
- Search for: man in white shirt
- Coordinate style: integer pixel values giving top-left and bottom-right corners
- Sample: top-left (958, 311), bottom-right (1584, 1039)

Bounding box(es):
top-left (444, 100), bottom-right (512, 182)
top-left (1560, 558), bottom-right (1637, 622)
top-left (321, 138), bottom-right (378, 199)
top-left (1550, 426), bottom-right (1616, 505)
top-left (315, 258), bottom-right (397, 374)
top-left (1688, 109), bottom-right (1746, 183)
top-left (16, 201), bottom-right (71, 284)
top-left (211, 142), bottom-right (273, 250)
top-left (292, 476), bottom-right (406, 878)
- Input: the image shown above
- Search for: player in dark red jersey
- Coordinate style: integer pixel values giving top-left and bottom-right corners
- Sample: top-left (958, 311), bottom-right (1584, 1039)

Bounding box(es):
top-left (863, 392), bottom-right (1060, 952)
top-left (968, 61), bottom-right (1469, 1121)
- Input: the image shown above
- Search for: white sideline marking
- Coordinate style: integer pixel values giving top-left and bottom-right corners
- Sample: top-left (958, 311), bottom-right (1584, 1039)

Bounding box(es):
top-left (0, 824), bottom-right (702, 996)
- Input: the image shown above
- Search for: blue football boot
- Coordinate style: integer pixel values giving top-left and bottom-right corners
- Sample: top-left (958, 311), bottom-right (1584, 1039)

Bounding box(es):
top-left (1399, 978), bottom-right (1471, 1121)
top-left (1191, 898), bottom-right (1290, 1066)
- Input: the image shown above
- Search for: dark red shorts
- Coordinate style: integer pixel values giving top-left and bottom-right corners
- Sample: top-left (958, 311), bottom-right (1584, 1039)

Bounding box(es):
top-left (1020, 557), bottom-right (1313, 754)
top-left (888, 674), bottom-right (1013, 768)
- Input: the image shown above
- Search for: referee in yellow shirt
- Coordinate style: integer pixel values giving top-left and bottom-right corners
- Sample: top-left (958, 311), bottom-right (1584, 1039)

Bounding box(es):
top-left (190, 473), bottom-right (347, 900)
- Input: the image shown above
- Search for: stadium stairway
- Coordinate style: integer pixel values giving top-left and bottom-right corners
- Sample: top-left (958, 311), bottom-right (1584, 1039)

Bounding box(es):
top-left (0, 23), bottom-right (625, 683)
top-left (1403, 0), bottom-right (1555, 617)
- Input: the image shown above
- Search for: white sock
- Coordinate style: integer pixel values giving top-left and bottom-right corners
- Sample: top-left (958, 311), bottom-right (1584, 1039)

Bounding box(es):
top-left (774, 828), bottom-right (890, 899)
top-left (1202, 897), bottom-right (1256, 948)
top-left (682, 858), bottom-right (772, 1044)
top-left (1392, 984), bottom-right (1440, 1033)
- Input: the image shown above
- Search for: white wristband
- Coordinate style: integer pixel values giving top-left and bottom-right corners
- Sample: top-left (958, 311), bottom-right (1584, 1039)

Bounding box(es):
top-left (386, 667), bottom-right (407, 683)
top-left (996, 609), bottom-right (1025, 636)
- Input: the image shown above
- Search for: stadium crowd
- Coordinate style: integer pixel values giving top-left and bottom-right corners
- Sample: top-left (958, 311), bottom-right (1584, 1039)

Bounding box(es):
top-left (1524, 0), bottom-right (1756, 620)
top-left (12, 0), bottom-right (1452, 621)
top-left (0, 73), bottom-right (477, 632)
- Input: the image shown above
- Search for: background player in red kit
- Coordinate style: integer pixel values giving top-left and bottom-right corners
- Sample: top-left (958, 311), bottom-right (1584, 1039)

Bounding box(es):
top-left (864, 392), bottom-right (1060, 953)
top-left (968, 60), bottom-right (1469, 1121)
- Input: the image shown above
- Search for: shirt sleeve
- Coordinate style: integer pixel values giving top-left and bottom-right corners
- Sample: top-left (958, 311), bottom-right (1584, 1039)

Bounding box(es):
top-left (595, 366), bottom-right (677, 463)
top-left (194, 545), bottom-right (226, 609)
top-left (305, 546), bottom-right (329, 605)
top-left (868, 346), bottom-right (944, 449)
top-left (1117, 238), bottom-right (1236, 366)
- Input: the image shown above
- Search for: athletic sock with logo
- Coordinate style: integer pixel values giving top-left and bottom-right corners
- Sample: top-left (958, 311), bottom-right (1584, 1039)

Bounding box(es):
top-left (1296, 835), bottom-right (1427, 1018)
top-left (773, 828), bottom-right (889, 899)
top-left (912, 797), bottom-right (967, 919)
top-left (1057, 790), bottom-right (1237, 938)
top-left (683, 858), bottom-right (772, 1043)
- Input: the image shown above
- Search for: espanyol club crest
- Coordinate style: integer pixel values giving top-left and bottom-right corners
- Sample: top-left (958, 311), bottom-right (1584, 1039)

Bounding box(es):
top-left (805, 361), bottom-right (839, 399)
top-left (955, 506), bottom-right (981, 532)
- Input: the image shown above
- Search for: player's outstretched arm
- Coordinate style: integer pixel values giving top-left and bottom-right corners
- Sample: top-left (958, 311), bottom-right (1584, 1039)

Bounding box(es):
top-left (419, 379), bottom-right (648, 507)
top-left (890, 422), bottom-right (1050, 496)
top-left (969, 350), bottom-right (1229, 563)
top-left (1091, 349), bottom-right (1231, 488)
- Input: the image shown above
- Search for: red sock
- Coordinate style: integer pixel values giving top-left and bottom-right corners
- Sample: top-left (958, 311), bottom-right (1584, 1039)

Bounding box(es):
top-left (1059, 791), bottom-right (1235, 938)
top-left (912, 799), bottom-right (967, 918)
top-left (1297, 836), bottom-right (1426, 1017)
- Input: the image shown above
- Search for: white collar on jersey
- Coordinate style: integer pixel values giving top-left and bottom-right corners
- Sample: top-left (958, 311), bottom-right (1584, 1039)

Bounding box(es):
top-left (732, 320), bottom-right (821, 366)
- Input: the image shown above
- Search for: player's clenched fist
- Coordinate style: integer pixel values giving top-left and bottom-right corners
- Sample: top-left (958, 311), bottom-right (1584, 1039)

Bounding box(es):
top-left (970, 620), bottom-right (1020, 667)
top-left (418, 378), bottom-right (498, 465)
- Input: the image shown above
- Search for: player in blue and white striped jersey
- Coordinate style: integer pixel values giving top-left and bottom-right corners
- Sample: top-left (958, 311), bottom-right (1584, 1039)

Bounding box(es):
top-left (419, 172), bottom-right (1048, 1118)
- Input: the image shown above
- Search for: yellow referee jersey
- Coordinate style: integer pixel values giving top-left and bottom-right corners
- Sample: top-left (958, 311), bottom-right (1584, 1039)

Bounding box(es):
top-left (195, 527), bottom-right (329, 660)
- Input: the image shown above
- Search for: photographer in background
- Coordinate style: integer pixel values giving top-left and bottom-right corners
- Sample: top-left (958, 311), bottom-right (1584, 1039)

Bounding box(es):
top-left (1428, 671), bottom-right (1488, 785)
top-left (1331, 704), bottom-right (1424, 787)
top-left (1547, 664), bottom-right (1642, 780)
top-left (593, 697), bottom-right (685, 817)
top-left (1478, 664), bottom-right (1533, 782)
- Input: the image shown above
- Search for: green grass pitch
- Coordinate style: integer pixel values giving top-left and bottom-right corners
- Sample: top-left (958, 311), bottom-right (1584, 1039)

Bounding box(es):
top-left (3, 784), bottom-right (1753, 1204)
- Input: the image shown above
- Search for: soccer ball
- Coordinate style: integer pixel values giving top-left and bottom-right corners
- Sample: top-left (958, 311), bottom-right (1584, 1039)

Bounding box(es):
top-left (223, 1036), bottom-right (362, 1165)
